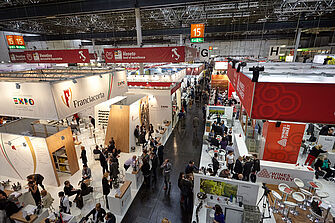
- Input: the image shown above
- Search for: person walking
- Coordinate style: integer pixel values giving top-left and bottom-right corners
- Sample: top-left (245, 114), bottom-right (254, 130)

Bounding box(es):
top-left (89, 116), bottom-right (95, 128)
top-left (304, 144), bottom-right (327, 166)
top-left (161, 159), bottom-right (172, 190)
top-left (151, 152), bottom-right (159, 187)
top-left (157, 143), bottom-right (164, 165)
top-left (80, 146), bottom-right (88, 166)
top-left (102, 172), bottom-right (112, 210)
top-left (193, 116), bottom-right (200, 138)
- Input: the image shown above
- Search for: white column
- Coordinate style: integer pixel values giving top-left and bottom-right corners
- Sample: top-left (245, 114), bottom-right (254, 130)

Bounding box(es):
top-left (135, 8), bottom-right (144, 75)
top-left (179, 34), bottom-right (183, 46)
top-left (293, 28), bottom-right (302, 62)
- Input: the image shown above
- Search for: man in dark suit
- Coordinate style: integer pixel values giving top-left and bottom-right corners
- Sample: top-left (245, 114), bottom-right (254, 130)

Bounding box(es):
top-left (243, 156), bottom-right (253, 181)
top-left (105, 212), bottom-right (116, 223)
top-left (233, 156), bottom-right (243, 179)
top-left (99, 150), bottom-right (108, 174)
top-left (212, 153), bottom-right (220, 176)
top-left (85, 203), bottom-right (106, 223)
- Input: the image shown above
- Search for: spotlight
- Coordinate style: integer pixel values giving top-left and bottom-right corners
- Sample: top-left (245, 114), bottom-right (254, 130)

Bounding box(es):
top-left (249, 66), bottom-right (264, 82)
top-left (72, 79), bottom-right (77, 84)
top-left (16, 83), bottom-right (20, 89)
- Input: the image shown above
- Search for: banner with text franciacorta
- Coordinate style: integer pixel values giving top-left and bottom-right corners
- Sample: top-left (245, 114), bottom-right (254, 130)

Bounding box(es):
top-left (24, 49), bottom-right (90, 63)
top-left (104, 46), bottom-right (193, 63)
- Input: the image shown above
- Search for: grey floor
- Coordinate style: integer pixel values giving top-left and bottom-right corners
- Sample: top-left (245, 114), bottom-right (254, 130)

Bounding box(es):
top-left (122, 103), bottom-right (204, 223)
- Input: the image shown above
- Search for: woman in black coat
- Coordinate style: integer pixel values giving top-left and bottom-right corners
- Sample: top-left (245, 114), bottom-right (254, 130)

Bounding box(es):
top-left (102, 172), bottom-right (112, 210)
top-left (141, 160), bottom-right (151, 187)
top-left (80, 146), bottom-right (88, 166)
top-left (314, 157), bottom-right (324, 179)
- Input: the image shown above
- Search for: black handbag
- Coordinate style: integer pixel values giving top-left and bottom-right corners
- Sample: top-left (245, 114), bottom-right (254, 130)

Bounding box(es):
top-left (316, 170), bottom-right (325, 177)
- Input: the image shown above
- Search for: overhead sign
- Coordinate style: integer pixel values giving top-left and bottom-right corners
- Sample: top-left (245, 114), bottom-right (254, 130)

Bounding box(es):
top-left (191, 24), bottom-right (204, 38)
top-left (9, 52), bottom-right (26, 63)
top-left (6, 35), bottom-right (26, 49)
top-left (190, 38), bottom-right (204, 43)
top-left (104, 46), bottom-right (189, 63)
top-left (24, 49), bottom-right (90, 63)
top-left (268, 46), bottom-right (281, 60)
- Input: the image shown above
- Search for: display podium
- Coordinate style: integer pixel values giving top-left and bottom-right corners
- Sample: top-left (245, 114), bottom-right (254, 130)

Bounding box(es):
top-left (108, 181), bottom-right (132, 216)
top-left (125, 167), bottom-right (143, 190)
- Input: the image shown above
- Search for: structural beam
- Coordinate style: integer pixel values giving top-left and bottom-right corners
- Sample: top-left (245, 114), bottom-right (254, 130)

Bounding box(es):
top-left (23, 19), bottom-right (335, 42)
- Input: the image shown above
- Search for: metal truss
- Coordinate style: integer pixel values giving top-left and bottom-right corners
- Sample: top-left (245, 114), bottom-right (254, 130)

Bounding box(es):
top-left (274, 0), bottom-right (335, 16)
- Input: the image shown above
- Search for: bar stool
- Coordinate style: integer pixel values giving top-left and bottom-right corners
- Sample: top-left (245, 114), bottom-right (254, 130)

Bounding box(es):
top-left (307, 196), bottom-right (323, 222)
top-left (282, 201), bottom-right (298, 223)
top-left (292, 192), bottom-right (305, 215)
top-left (300, 188), bottom-right (313, 210)
top-left (294, 178), bottom-right (304, 191)
top-left (271, 190), bottom-right (283, 214)
top-left (279, 183), bottom-right (292, 201)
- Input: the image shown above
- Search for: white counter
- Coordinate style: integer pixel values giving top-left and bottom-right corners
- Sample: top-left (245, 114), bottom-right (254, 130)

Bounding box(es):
top-left (233, 134), bottom-right (250, 158)
top-left (108, 181), bottom-right (132, 216)
top-left (125, 167), bottom-right (144, 190)
top-left (257, 160), bottom-right (315, 187)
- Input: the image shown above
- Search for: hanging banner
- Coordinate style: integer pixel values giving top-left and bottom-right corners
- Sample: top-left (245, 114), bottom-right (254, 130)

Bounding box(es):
top-left (24, 49), bottom-right (90, 63)
top-left (9, 52), bottom-right (26, 63)
top-left (262, 121), bottom-right (305, 164)
top-left (104, 46), bottom-right (187, 63)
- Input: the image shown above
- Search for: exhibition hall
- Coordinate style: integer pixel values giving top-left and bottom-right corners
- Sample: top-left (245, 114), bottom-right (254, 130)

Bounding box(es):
top-left (0, 1), bottom-right (334, 223)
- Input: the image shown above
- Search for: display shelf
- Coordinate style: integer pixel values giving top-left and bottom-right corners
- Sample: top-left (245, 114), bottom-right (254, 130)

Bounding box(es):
top-left (52, 147), bottom-right (71, 174)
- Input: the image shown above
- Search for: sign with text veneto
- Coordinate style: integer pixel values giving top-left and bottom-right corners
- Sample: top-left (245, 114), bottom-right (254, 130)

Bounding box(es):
top-left (9, 52), bottom-right (26, 63)
top-left (24, 49), bottom-right (90, 63)
top-left (262, 121), bottom-right (305, 164)
top-left (104, 46), bottom-right (186, 63)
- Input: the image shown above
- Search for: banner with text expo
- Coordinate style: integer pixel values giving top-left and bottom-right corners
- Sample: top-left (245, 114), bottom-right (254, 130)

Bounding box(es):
top-left (24, 49), bottom-right (90, 63)
top-left (104, 46), bottom-right (196, 63)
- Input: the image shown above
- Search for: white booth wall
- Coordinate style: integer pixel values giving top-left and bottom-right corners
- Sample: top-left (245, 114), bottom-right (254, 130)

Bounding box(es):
top-left (0, 133), bottom-right (58, 186)
top-left (129, 98), bottom-right (141, 149)
top-left (128, 88), bottom-right (173, 129)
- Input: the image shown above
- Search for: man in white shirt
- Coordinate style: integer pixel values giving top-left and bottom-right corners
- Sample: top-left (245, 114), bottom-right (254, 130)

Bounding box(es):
top-left (58, 191), bottom-right (70, 214)
top-left (226, 151), bottom-right (235, 174)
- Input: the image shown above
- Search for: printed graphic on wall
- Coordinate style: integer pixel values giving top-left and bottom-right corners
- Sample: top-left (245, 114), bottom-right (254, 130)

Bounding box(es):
top-left (139, 97), bottom-right (150, 131)
top-left (200, 178), bottom-right (238, 198)
top-left (262, 122), bottom-right (305, 164)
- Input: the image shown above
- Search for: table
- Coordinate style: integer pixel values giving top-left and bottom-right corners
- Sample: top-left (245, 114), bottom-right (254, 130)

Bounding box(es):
top-left (10, 205), bottom-right (49, 223)
top-left (308, 181), bottom-right (320, 195)
top-left (257, 160), bottom-right (315, 187)
top-left (125, 165), bottom-right (143, 190)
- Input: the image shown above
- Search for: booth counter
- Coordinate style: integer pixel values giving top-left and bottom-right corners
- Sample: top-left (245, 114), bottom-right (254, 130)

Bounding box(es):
top-left (10, 204), bottom-right (49, 223)
top-left (108, 181), bottom-right (132, 216)
top-left (125, 166), bottom-right (143, 190)
top-left (257, 160), bottom-right (315, 187)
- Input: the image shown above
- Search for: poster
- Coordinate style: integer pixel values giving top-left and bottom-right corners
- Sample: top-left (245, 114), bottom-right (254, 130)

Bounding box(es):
top-left (139, 97), bottom-right (150, 130)
top-left (262, 121), bottom-right (305, 164)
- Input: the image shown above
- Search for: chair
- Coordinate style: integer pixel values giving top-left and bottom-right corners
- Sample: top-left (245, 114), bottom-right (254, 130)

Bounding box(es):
top-left (282, 201), bottom-right (298, 223)
top-left (307, 196), bottom-right (324, 222)
top-left (300, 188), bottom-right (313, 210)
top-left (292, 192), bottom-right (305, 215)
top-left (271, 190), bottom-right (283, 214)
top-left (294, 178), bottom-right (304, 190)
top-left (94, 192), bottom-right (104, 204)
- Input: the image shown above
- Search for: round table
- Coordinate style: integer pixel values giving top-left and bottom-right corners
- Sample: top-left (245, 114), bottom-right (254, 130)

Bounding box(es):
top-left (316, 191), bottom-right (329, 199)
top-left (308, 181), bottom-right (319, 195)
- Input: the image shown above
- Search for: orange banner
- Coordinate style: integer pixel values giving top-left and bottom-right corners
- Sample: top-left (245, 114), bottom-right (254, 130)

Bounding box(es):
top-left (262, 121), bottom-right (305, 164)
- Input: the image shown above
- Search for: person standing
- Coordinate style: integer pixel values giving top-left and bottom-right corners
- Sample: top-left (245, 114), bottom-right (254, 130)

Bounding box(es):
top-left (58, 191), bottom-right (70, 214)
top-left (185, 161), bottom-right (198, 174)
top-left (134, 125), bottom-right (140, 145)
top-left (180, 174), bottom-right (194, 211)
top-left (85, 203), bottom-right (106, 223)
top-left (205, 204), bottom-right (225, 223)
top-left (105, 212), bottom-right (116, 223)
top-left (149, 124), bottom-right (154, 139)
top-left (157, 143), bottom-right (164, 165)
top-left (109, 156), bottom-right (119, 186)
top-left (243, 157), bottom-right (253, 181)
top-left (141, 159), bottom-right (151, 188)
top-left (226, 151), bottom-right (235, 174)
top-left (161, 159), bottom-right (172, 190)
top-left (233, 156), bottom-right (243, 179)
top-left (124, 155), bottom-right (137, 171)
top-left (28, 181), bottom-right (41, 206)
top-left (151, 152), bottom-right (159, 186)
top-left (304, 144), bottom-right (327, 166)
top-left (89, 116), bottom-right (95, 128)
top-left (251, 154), bottom-right (260, 183)
top-left (99, 150), bottom-right (108, 174)
top-left (80, 146), bottom-right (88, 166)
top-left (212, 153), bottom-right (220, 176)
top-left (102, 172), bottom-right (112, 210)
top-left (27, 174), bottom-right (45, 190)
top-left (193, 116), bottom-right (200, 138)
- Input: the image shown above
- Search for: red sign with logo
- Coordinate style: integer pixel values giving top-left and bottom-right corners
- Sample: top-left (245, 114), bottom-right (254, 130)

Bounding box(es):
top-left (14, 35), bottom-right (25, 46)
top-left (262, 121), bottom-right (305, 164)
top-left (226, 65), bottom-right (254, 116)
top-left (6, 35), bottom-right (15, 46)
top-left (252, 82), bottom-right (335, 124)
top-left (104, 46), bottom-right (187, 63)
top-left (24, 49), bottom-right (90, 63)
top-left (9, 52), bottom-right (26, 63)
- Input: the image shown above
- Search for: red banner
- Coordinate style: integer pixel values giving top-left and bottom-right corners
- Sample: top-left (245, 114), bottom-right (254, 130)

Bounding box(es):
top-left (24, 49), bottom-right (90, 63)
top-left (262, 121), bottom-right (305, 164)
top-left (226, 65), bottom-right (254, 116)
top-left (104, 46), bottom-right (188, 63)
top-left (252, 82), bottom-right (335, 124)
top-left (9, 52), bottom-right (26, 63)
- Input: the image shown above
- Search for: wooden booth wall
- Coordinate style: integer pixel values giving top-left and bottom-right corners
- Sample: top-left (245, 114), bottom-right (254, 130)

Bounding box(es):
top-left (46, 127), bottom-right (79, 186)
top-left (105, 104), bottom-right (130, 153)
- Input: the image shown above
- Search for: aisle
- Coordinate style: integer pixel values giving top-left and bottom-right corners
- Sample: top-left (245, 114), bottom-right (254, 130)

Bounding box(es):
top-left (122, 102), bottom-right (204, 223)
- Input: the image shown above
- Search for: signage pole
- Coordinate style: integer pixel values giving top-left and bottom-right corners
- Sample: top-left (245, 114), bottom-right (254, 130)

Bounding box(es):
top-left (92, 39), bottom-right (97, 63)
top-left (135, 8), bottom-right (144, 75)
